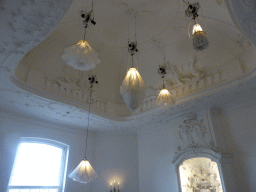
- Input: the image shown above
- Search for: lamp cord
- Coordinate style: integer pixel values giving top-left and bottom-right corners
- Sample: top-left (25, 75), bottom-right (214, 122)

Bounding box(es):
top-left (132, 54), bottom-right (134, 67)
top-left (135, 16), bottom-right (137, 42)
top-left (84, 28), bottom-right (86, 41)
top-left (85, 86), bottom-right (93, 158)
top-left (92, 0), bottom-right (94, 19)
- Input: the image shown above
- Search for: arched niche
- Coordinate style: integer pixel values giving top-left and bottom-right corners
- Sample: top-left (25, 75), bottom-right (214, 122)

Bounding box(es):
top-left (179, 157), bottom-right (223, 192)
top-left (172, 147), bottom-right (235, 192)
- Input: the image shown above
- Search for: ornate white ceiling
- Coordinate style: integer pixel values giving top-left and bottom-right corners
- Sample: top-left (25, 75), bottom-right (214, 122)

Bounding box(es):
top-left (1, 0), bottom-right (256, 130)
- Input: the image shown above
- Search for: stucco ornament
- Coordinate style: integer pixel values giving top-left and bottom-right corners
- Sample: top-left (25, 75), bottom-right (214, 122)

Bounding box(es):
top-left (178, 114), bottom-right (212, 150)
top-left (61, 40), bottom-right (101, 71)
top-left (165, 56), bottom-right (205, 89)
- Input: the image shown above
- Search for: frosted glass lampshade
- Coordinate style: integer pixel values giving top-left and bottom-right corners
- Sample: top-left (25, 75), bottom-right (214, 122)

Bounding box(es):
top-left (192, 24), bottom-right (203, 35)
top-left (68, 159), bottom-right (98, 183)
top-left (192, 24), bottom-right (209, 51)
top-left (156, 88), bottom-right (172, 107)
top-left (61, 40), bottom-right (101, 71)
top-left (120, 67), bottom-right (146, 111)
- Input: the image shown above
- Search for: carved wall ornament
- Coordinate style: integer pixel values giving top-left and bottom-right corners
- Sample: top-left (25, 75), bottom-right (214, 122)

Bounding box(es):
top-left (165, 56), bottom-right (206, 89)
top-left (177, 113), bottom-right (213, 151)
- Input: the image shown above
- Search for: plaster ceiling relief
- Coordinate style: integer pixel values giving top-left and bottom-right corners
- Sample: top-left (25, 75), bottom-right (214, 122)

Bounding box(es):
top-left (11, 0), bottom-right (256, 121)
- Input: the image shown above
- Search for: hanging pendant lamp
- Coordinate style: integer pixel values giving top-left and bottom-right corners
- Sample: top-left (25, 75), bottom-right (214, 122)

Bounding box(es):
top-left (120, 57), bottom-right (146, 111)
top-left (61, 0), bottom-right (101, 71)
top-left (120, 17), bottom-right (146, 112)
top-left (156, 65), bottom-right (172, 107)
top-left (184, 1), bottom-right (209, 51)
top-left (192, 23), bottom-right (208, 51)
top-left (68, 158), bottom-right (98, 183)
top-left (61, 40), bottom-right (101, 71)
top-left (68, 75), bottom-right (98, 183)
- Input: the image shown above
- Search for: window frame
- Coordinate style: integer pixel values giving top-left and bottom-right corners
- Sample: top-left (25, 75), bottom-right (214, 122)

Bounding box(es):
top-left (7, 137), bottom-right (69, 192)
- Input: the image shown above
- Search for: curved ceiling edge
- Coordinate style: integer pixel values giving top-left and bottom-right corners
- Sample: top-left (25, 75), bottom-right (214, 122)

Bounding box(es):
top-left (7, 0), bottom-right (256, 122)
top-left (0, 0), bottom-right (73, 58)
top-left (11, 62), bottom-right (256, 122)
top-left (226, 0), bottom-right (256, 46)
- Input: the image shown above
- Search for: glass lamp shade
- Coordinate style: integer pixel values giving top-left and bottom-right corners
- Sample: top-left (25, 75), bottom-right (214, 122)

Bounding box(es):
top-left (120, 67), bottom-right (146, 111)
top-left (192, 24), bottom-right (209, 51)
top-left (68, 159), bottom-right (98, 184)
top-left (61, 40), bottom-right (101, 71)
top-left (156, 88), bottom-right (172, 107)
top-left (192, 24), bottom-right (203, 35)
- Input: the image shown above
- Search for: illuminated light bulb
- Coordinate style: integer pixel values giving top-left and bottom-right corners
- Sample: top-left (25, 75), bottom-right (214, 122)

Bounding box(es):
top-left (192, 24), bottom-right (204, 35)
top-left (120, 67), bottom-right (146, 111)
top-left (118, 183), bottom-right (120, 192)
top-left (191, 24), bottom-right (209, 51)
top-left (156, 88), bottom-right (172, 107)
top-left (68, 159), bottom-right (98, 183)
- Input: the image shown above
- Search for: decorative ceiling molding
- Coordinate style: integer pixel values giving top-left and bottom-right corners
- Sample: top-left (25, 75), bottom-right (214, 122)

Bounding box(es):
top-left (1, 0), bottom-right (256, 128)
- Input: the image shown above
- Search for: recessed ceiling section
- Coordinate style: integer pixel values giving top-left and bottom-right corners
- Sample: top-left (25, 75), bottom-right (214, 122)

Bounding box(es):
top-left (14, 0), bottom-right (256, 120)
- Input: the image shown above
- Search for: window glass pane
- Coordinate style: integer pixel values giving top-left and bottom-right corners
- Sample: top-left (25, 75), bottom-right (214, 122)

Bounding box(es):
top-left (9, 143), bottom-right (62, 186)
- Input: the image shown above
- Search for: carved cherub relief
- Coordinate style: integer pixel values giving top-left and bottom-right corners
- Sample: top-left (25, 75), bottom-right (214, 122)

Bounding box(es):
top-left (164, 55), bottom-right (205, 89)
top-left (178, 113), bottom-right (211, 150)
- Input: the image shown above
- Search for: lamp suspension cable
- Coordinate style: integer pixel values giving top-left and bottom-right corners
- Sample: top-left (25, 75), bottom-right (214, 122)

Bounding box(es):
top-left (132, 54), bottom-right (134, 67)
top-left (84, 85), bottom-right (93, 158)
top-left (84, 28), bottom-right (86, 41)
top-left (135, 16), bottom-right (137, 42)
top-left (92, 0), bottom-right (94, 20)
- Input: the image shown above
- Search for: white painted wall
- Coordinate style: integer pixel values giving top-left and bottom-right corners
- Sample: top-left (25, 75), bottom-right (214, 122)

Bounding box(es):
top-left (90, 132), bottom-right (140, 192)
top-left (1, 97), bottom-right (256, 192)
top-left (138, 121), bottom-right (179, 192)
top-left (221, 99), bottom-right (256, 192)
top-left (137, 98), bottom-right (256, 192)
top-left (0, 108), bottom-right (140, 192)
top-left (0, 109), bottom-right (92, 192)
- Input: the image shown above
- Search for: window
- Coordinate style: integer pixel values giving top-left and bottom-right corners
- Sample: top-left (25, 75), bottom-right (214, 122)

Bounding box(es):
top-left (7, 137), bottom-right (69, 192)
